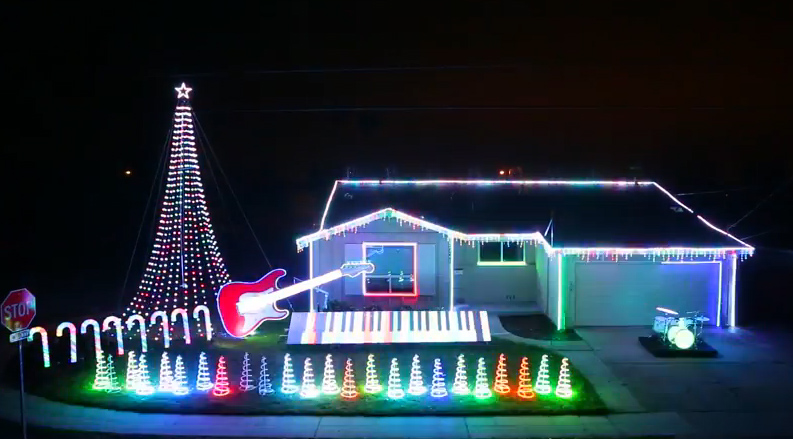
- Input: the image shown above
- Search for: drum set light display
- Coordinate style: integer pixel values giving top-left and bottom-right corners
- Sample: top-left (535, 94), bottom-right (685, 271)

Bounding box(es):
top-left (652, 307), bottom-right (709, 350)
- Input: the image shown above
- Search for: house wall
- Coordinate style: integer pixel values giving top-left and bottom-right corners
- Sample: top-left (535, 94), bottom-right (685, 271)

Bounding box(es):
top-left (311, 219), bottom-right (449, 310)
top-left (535, 245), bottom-right (550, 313)
top-left (451, 242), bottom-right (539, 307)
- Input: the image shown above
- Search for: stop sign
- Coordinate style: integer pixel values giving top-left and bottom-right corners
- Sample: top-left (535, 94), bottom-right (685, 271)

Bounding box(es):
top-left (2, 289), bottom-right (36, 332)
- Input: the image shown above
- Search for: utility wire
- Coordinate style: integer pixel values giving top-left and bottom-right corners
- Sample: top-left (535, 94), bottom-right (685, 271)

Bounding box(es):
top-left (675, 186), bottom-right (760, 196)
top-left (118, 126), bottom-right (171, 310)
top-left (193, 111), bottom-right (273, 270)
top-left (171, 63), bottom-right (528, 77)
top-left (202, 105), bottom-right (742, 114)
top-left (727, 175), bottom-right (793, 231)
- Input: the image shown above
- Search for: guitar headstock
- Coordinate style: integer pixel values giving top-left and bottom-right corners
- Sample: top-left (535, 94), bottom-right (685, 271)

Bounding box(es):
top-left (340, 261), bottom-right (375, 278)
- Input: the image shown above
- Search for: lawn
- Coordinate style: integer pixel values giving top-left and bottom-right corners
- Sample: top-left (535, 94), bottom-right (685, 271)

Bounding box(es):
top-left (11, 320), bottom-right (606, 416)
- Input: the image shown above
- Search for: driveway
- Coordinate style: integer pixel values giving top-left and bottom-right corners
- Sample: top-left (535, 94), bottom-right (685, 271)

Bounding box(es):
top-left (574, 325), bottom-right (793, 436)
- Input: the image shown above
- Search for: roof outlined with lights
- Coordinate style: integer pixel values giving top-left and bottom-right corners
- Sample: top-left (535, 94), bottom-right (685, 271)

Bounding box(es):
top-left (297, 179), bottom-right (753, 255)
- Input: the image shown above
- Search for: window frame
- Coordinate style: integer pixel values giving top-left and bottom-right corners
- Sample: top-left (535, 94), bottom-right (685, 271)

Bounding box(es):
top-left (477, 241), bottom-right (527, 266)
top-left (361, 242), bottom-right (419, 297)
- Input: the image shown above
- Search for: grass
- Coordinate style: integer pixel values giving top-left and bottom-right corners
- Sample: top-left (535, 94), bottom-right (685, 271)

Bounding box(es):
top-left (9, 322), bottom-right (605, 416)
top-left (499, 315), bottom-right (583, 341)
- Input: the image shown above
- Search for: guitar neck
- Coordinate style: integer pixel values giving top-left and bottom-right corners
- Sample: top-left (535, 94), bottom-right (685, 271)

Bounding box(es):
top-left (240, 270), bottom-right (343, 312)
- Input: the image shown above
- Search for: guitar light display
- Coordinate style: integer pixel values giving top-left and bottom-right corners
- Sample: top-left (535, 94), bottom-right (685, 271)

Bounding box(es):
top-left (300, 357), bottom-right (320, 398)
top-left (474, 357), bottom-right (492, 399)
top-left (407, 354), bottom-right (427, 396)
top-left (80, 319), bottom-right (102, 363)
top-left (239, 352), bottom-right (256, 392)
top-left (213, 356), bottom-right (230, 397)
top-left (517, 357), bottom-right (536, 400)
top-left (56, 322), bottom-right (77, 364)
top-left (27, 326), bottom-right (50, 368)
top-left (364, 354), bottom-right (382, 393)
top-left (430, 358), bottom-right (448, 398)
top-left (341, 358), bottom-right (358, 399)
top-left (259, 356), bottom-right (274, 395)
top-left (102, 316), bottom-right (125, 356)
top-left (123, 84), bottom-right (231, 334)
top-left (493, 353), bottom-right (510, 395)
top-left (322, 354), bottom-right (340, 395)
top-left (196, 352), bottom-right (213, 391)
top-left (452, 354), bottom-right (470, 395)
top-left (555, 358), bottom-right (573, 399)
top-left (387, 358), bottom-right (405, 399)
top-left (535, 354), bottom-right (552, 395)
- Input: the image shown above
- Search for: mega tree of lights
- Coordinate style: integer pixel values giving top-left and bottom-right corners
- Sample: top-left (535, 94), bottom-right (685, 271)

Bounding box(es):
top-left (124, 83), bottom-right (231, 334)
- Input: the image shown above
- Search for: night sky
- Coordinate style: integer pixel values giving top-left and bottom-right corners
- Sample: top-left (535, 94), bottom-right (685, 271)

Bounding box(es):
top-left (5, 3), bottom-right (793, 323)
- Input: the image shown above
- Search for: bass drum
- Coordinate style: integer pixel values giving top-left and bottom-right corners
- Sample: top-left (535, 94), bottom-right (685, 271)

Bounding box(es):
top-left (673, 328), bottom-right (695, 350)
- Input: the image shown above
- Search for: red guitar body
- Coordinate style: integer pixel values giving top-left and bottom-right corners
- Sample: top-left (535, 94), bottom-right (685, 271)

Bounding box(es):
top-left (216, 268), bottom-right (289, 338)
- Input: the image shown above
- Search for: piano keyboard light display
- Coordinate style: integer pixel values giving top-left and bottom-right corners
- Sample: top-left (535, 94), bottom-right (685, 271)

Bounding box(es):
top-left (287, 310), bottom-right (492, 345)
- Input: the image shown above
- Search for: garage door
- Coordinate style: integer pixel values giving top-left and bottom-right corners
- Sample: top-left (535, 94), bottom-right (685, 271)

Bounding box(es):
top-left (574, 262), bottom-right (719, 326)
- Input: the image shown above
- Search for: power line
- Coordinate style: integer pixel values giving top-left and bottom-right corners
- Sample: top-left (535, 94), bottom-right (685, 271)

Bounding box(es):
top-left (170, 63), bottom-right (530, 77)
top-left (199, 105), bottom-right (745, 114)
top-left (727, 175), bottom-right (793, 231)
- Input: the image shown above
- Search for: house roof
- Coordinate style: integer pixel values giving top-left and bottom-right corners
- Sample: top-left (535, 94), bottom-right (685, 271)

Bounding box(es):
top-left (298, 179), bottom-right (753, 256)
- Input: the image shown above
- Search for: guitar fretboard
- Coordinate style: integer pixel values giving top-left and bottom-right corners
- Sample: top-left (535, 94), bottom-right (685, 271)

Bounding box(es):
top-left (287, 310), bottom-right (492, 344)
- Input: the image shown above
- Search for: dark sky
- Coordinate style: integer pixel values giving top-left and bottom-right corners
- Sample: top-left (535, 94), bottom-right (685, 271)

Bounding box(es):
top-left (4, 3), bottom-right (793, 322)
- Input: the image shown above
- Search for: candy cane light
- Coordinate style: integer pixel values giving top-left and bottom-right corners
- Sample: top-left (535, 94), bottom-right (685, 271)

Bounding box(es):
top-left (56, 322), bottom-right (77, 363)
top-left (150, 310), bottom-right (170, 348)
top-left (28, 326), bottom-right (50, 368)
top-left (80, 319), bottom-right (102, 363)
top-left (125, 314), bottom-right (148, 353)
top-left (171, 308), bottom-right (191, 345)
top-left (193, 305), bottom-right (212, 341)
top-left (102, 316), bottom-right (124, 356)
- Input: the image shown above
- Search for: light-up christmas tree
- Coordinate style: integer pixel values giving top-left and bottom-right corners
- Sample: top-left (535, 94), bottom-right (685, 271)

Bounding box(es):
top-left (300, 358), bottom-right (319, 398)
top-left (555, 358), bottom-right (573, 399)
top-left (322, 354), bottom-right (340, 395)
top-left (281, 354), bottom-right (298, 394)
top-left (364, 354), bottom-right (382, 394)
top-left (430, 358), bottom-right (447, 398)
top-left (387, 358), bottom-right (405, 399)
top-left (517, 357), bottom-right (536, 400)
top-left (239, 352), bottom-right (255, 392)
top-left (106, 353), bottom-right (121, 393)
top-left (407, 354), bottom-right (427, 396)
top-left (493, 353), bottom-right (510, 395)
top-left (340, 358), bottom-right (358, 400)
top-left (196, 352), bottom-right (213, 391)
top-left (93, 350), bottom-right (109, 391)
top-left (136, 353), bottom-right (155, 396)
top-left (213, 356), bottom-right (230, 396)
top-left (173, 355), bottom-right (189, 395)
top-left (474, 357), bottom-right (492, 399)
top-left (159, 352), bottom-right (174, 393)
top-left (452, 354), bottom-right (469, 395)
top-left (259, 356), bottom-right (274, 396)
top-left (125, 351), bottom-right (139, 392)
top-left (535, 354), bottom-right (552, 395)
top-left (123, 83), bottom-right (231, 336)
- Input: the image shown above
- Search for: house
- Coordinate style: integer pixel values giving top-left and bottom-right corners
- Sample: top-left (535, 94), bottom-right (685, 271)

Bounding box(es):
top-left (295, 179), bottom-right (754, 329)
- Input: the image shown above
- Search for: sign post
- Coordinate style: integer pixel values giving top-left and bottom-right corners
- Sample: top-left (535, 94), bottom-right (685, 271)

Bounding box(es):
top-left (3, 288), bottom-right (36, 439)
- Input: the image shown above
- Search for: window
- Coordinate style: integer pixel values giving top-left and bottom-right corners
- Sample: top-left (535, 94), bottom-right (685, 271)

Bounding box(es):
top-left (362, 242), bottom-right (418, 296)
top-left (478, 242), bottom-right (526, 266)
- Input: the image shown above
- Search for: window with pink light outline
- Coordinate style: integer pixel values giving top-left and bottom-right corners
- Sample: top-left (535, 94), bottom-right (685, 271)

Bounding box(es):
top-left (361, 242), bottom-right (419, 297)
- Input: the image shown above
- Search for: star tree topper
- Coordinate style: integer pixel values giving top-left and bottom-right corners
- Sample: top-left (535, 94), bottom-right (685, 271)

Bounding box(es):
top-left (175, 83), bottom-right (192, 99)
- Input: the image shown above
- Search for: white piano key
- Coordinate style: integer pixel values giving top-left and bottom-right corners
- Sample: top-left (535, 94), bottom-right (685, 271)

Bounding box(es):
top-left (400, 311), bottom-right (410, 343)
top-left (449, 310), bottom-right (459, 342)
top-left (429, 311), bottom-right (439, 342)
top-left (421, 311), bottom-right (429, 340)
top-left (353, 311), bottom-right (364, 344)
